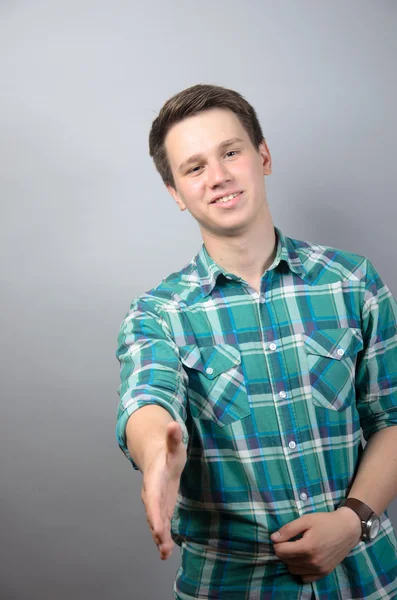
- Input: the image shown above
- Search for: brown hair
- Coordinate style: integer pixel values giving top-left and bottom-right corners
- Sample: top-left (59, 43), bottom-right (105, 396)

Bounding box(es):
top-left (148, 83), bottom-right (265, 189)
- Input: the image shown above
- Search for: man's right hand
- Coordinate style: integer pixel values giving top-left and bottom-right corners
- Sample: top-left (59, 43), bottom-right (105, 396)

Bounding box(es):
top-left (140, 421), bottom-right (187, 560)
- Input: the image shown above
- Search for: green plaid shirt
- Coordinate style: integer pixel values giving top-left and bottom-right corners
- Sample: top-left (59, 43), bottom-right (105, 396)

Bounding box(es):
top-left (116, 227), bottom-right (397, 599)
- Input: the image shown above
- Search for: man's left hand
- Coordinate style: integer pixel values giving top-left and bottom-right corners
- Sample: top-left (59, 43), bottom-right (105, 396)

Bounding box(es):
top-left (271, 508), bottom-right (362, 583)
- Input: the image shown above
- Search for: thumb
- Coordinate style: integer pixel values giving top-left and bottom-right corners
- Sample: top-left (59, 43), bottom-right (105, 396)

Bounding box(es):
top-left (165, 421), bottom-right (183, 454)
top-left (271, 516), bottom-right (309, 543)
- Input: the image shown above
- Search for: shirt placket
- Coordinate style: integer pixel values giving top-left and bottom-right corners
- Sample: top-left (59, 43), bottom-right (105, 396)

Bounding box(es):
top-left (251, 275), bottom-right (313, 517)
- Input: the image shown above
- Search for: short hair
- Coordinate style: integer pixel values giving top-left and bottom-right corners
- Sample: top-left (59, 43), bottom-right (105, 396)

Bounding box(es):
top-left (148, 83), bottom-right (265, 189)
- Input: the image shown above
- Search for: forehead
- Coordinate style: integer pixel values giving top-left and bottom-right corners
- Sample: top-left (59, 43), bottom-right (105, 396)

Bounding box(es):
top-left (165, 108), bottom-right (249, 168)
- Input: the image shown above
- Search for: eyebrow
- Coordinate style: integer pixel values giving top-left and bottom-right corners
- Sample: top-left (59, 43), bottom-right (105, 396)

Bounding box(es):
top-left (178, 137), bottom-right (245, 173)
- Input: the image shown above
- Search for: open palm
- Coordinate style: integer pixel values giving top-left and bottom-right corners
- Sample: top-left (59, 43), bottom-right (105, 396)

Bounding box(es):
top-left (141, 421), bottom-right (187, 560)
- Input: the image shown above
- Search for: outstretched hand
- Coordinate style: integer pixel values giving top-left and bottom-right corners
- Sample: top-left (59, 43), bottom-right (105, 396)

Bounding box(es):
top-left (271, 508), bottom-right (362, 583)
top-left (141, 421), bottom-right (187, 560)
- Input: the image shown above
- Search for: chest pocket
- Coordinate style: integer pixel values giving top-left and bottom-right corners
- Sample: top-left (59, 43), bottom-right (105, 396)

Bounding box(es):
top-left (303, 327), bottom-right (363, 411)
top-left (179, 344), bottom-right (250, 427)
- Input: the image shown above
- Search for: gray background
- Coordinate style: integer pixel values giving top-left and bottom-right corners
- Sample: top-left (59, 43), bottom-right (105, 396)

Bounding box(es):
top-left (1, 1), bottom-right (396, 599)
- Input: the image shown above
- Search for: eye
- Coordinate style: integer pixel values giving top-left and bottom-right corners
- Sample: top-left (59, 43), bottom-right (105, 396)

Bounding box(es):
top-left (225, 150), bottom-right (240, 158)
top-left (187, 165), bottom-right (203, 174)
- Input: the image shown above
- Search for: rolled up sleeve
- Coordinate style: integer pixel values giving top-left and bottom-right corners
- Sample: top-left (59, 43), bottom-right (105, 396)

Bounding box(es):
top-left (356, 259), bottom-right (397, 440)
top-left (115, 297), bottom-right (189, 469)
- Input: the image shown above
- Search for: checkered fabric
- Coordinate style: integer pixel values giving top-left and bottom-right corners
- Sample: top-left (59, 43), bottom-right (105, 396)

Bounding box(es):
top-left (116, 227), bottom-right (397, 599)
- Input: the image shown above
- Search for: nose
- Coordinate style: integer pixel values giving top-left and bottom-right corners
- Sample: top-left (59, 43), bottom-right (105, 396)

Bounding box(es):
top-left (206, 160), bottom-right (231, 188)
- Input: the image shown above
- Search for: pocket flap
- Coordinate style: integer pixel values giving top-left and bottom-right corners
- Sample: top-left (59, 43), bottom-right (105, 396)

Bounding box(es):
top-left (179, 344), bottom-right (241, 379)
top-left (303, 328), bottom-right (363, 360)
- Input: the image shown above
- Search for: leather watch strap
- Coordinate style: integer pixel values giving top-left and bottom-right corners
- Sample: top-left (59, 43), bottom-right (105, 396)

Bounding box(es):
top-left (340, 497), bottom-right (374, 522)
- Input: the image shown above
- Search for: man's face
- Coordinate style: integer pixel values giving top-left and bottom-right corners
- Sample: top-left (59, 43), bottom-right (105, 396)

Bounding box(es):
top-left (165, 108), bottom-right (272, 237)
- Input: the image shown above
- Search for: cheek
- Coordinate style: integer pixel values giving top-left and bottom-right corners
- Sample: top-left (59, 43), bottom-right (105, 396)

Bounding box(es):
top-left (181, 179), bottom-right (205, 200)
top-left (233, 156), bottom-right (257, 179)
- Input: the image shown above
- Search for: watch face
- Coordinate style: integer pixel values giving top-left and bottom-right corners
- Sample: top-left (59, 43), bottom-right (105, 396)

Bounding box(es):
top-left (369, 517), bottom-right (380, 540)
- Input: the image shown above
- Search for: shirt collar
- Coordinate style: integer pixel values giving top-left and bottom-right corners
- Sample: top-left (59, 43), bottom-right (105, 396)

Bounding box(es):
top-left (195, 226), bottom-right (308, 298)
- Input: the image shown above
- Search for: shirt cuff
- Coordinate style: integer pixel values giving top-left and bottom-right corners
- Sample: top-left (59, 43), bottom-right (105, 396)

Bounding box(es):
top-left (116, 398), bottom-right (189, 470)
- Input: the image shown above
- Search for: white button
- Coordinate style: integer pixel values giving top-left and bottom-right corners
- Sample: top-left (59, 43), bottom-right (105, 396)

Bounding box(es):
top-left (269, 342), bottom-right (277, 351)
top-left (337, 348), bottom-right (344, 356)
top-left (279, 390), bottom-right (287, 399)
top-left (300, 492), bottom-right (308, 501)
top-left (288, 441), bottom-right (296, 449)
top-left (205, 367), bottom-right (214, 375)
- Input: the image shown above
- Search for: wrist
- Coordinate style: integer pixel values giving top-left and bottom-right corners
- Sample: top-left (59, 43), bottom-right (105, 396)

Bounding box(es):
top-left (339, 497), bottom-right (381, 542)
top-left (336, 506), bottom-right (363, 545)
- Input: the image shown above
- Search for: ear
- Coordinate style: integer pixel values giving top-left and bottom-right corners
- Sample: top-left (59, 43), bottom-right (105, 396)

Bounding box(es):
top-left (259, 139), bottom-right (272, 176)
top-left (166, 183), bottom-right (187, 211)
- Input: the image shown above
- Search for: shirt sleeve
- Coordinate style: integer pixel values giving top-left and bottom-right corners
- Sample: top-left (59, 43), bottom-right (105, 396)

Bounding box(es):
top-left (355, 258), bottom-right (397, 440)
top-left (115, 297), bottom-right (189, 469)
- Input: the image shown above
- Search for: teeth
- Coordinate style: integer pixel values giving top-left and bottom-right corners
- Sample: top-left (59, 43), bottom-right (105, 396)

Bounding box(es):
top-left (215, 192), bottom-right (240, 203)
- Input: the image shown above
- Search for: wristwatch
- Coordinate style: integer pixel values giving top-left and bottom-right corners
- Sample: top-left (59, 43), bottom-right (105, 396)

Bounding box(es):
top-left (339, 497), bottom-right (381, 542)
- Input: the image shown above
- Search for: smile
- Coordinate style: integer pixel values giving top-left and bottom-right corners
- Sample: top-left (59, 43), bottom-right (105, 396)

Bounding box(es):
top-left (211, 191), bottom-right (242, 208)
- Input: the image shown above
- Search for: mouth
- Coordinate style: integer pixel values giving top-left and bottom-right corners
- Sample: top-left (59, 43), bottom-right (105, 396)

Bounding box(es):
top-left (210, 191), bottom-right (243, 208)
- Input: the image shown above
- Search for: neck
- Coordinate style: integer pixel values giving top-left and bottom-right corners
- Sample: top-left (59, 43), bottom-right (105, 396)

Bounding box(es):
top-left (201, 211), bottom-right (277, 284)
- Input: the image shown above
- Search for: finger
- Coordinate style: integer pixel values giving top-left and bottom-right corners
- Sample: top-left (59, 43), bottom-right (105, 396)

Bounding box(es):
top-left (271, 516), bottom-right (310, 543)
top-left (145, 497), bottom-right (171, 547)
top-left (158, 535), bottom-right (175, 560)
top-left (148, 512), bottom-right (173, 551)
top-left (144, 492), bottom-right (162, 526)
top-left (273, 539), bottom-right (307, 560)
top-left (159, 543), bottom-right (174, 560)
top-left (147, 507), bottom-right (169, 542)
top-left (151, 513), bottom-right (174, 560)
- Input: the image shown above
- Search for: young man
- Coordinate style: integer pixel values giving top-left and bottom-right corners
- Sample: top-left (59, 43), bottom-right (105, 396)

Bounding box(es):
top-left (116, 84), bottom-right (397, 599)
